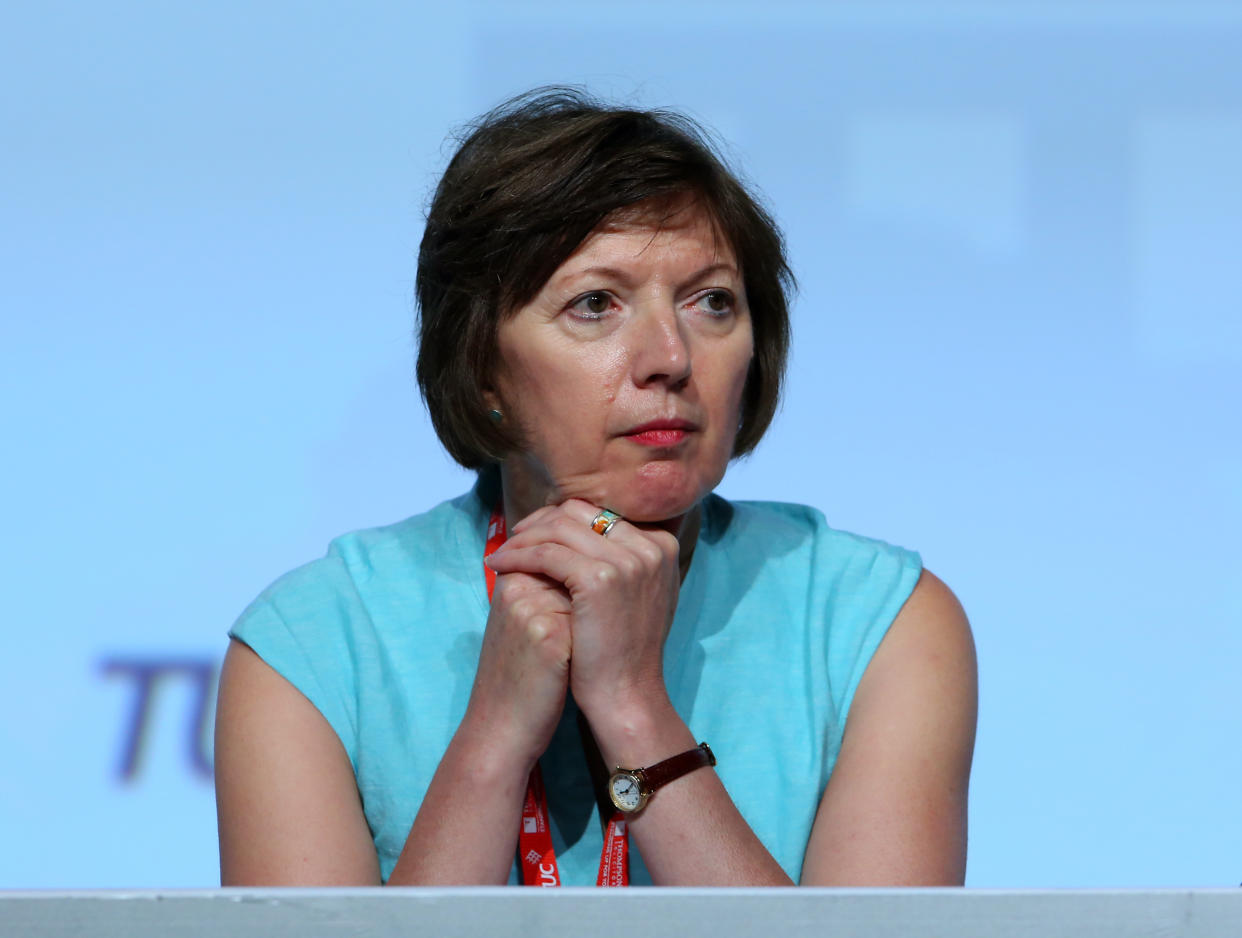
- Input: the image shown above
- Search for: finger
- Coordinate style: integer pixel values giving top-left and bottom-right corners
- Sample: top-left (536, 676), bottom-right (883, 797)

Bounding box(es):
top-left (491, 571), bottom-right (574, 618)
top-left (495, 512), bottom-right (619, 563)
top-left (504, 505), bottom-right (679, 579)
top-left (554, 500), bottom-right (679, 564)
top-left (485, 540), bottom-right (607, 591)
top-left (532, 500), bottom-right (646, 547)
top-left (557, 500), bottom-right (667, 553)
top-left (556, 498), bottom-right (620, 529)
top-left (491, 571), bottom-right (572, 608)
top-left (510, 498), bottom-right (616, 533)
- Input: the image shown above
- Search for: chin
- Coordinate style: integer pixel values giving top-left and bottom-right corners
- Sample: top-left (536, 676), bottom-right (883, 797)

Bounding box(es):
top-left (613, 462), bottom-right (718, 524)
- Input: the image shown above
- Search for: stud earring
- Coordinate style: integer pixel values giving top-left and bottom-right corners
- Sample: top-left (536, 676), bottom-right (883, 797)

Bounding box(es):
top-left (487, 408), bottom-right (504, 424)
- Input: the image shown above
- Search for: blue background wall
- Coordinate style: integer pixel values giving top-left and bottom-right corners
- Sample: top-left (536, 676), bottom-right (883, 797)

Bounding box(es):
top-left (2, 1), bottom-right (1238, 887)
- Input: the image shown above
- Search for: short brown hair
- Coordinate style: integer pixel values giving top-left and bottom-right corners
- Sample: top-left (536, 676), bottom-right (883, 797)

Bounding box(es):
top-left (416, 87), bottom-right (792, 469)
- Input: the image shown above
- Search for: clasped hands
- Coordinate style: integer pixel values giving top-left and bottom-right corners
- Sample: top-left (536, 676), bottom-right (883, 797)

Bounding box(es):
top-left (470, 499), bottom-right (682, 769)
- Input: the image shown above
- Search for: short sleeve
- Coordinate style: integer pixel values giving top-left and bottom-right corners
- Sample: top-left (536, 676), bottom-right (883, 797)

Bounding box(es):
top-left (823, 530), bottom-right (923, 727)
top-left (228, 562), bottom-right (363, 769)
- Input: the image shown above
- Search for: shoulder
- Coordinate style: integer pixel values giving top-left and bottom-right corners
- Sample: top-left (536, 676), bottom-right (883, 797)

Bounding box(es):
top-left (243, 488), bottom-right (484, 618)
top-left (710, 494), bottom-right (909, 549)
top-left (872, 568), bottom-right (976, 697)
top-left (327, 488), bottom-right (484, 576)
top-left (708, 495), bottom-right (921, 588)
top-left (227, 488), bottom-right (486, 759)
top-left (894, 569), bottom-right (972, 641)
top-left (879, 569), bottom-right (977, 721)
top-left (703, 495), bottom-right (928, 712)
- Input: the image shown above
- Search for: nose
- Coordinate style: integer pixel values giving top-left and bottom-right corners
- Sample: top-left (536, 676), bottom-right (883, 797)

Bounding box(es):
top-left (632, 305), bottom-right (692, 389)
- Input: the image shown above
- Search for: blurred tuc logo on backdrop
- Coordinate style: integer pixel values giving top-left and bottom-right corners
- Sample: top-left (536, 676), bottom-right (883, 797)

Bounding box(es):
top-left (99, 655), bottom-right (216, 782)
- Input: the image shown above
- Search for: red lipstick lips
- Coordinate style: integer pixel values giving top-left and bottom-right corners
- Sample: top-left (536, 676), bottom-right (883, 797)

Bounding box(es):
top-left (623, 418), bottom-right (696, 447)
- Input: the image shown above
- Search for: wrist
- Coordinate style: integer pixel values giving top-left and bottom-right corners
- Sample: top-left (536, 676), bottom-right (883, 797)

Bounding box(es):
top-left (453, 706), bottom-right (545, 784)
top-left (583, 696), bottom-right (696, 770)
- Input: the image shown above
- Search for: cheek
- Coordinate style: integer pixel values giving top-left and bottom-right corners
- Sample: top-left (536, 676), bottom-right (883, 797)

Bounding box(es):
top-left (721, 335), bottom-right (755, 409)
top-left (503, 354), bottom-right (622, 454)
top-left (502, 335), bottom-right (627, 405)
top-left (593, 346), bottom-right (628, 404)
top-left (714, 341), bottom-right (755, 451)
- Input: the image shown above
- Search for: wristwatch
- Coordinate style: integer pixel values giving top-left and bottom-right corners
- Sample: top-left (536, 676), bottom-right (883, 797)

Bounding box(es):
top-left (607, 742), bottom-right (716, 813)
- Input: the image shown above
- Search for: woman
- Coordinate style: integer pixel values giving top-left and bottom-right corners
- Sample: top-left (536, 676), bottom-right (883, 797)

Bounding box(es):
top-left (214, 89), bottom-right (977, 887)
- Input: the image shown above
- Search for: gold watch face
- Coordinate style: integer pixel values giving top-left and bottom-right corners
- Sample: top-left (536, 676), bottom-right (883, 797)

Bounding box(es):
top-left (608, 771), bottom-right (646, 812)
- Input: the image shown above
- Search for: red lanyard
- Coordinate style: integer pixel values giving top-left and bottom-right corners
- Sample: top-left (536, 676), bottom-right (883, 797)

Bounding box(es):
top-left (484, 506), bottom-right (630, 887)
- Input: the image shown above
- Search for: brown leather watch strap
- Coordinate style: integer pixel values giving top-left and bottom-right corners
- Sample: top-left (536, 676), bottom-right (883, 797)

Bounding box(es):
top-left (638, 742), bottom-right (716, 794)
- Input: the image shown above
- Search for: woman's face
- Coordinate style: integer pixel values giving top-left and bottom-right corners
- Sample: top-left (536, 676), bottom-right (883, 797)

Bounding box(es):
top-left (490, 199), bottom-right (754, 524)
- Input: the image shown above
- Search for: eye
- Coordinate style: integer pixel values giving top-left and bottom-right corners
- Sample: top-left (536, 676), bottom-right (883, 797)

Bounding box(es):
top-left (568, 291), bottom-right (615, 320)
top-left (691, 289), bottom-right (735, 317)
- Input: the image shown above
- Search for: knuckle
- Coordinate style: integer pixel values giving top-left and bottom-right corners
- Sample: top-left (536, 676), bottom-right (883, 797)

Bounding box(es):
top-left (636, 540), bottom-right (664, 567)
top-left (525, 612), bottom-right (566, 647)
top-left (590, 563), bottom-right (618, 589)
top-left (507, 596), bottom-right (535, 621)
top-left (491, 580), bottom-right (513, 604)
top-left (617, 553), bottom-right (643, 579)
top-left (524, 615), bottom-right (552, 643)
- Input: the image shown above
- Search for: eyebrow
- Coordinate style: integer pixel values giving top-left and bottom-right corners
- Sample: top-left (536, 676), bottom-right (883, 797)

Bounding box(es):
top-left (557, 262), bottom-right (741, 291)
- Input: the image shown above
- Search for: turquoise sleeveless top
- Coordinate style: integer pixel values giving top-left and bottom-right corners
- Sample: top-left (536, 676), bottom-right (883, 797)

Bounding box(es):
top-left (229, 481), bottom-right (921, 884)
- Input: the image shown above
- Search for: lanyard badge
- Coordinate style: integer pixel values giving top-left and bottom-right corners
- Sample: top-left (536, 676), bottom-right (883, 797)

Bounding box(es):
top-left (484, 505), bottom-right (630, 887)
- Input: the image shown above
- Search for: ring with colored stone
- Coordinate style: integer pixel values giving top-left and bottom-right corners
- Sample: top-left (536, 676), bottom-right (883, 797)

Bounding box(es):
top-left (590, 509), bottom-right (621, 537)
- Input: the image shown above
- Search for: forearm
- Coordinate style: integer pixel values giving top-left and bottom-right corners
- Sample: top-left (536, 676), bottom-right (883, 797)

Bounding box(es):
top-left (386, 717), bottom-right (532, 885)
top-left (587, 698), bottom-right (793, 887)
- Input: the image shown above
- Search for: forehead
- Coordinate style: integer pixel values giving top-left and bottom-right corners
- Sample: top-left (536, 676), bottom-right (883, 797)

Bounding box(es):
top-left (562, 198), bottom-right (736, 271)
